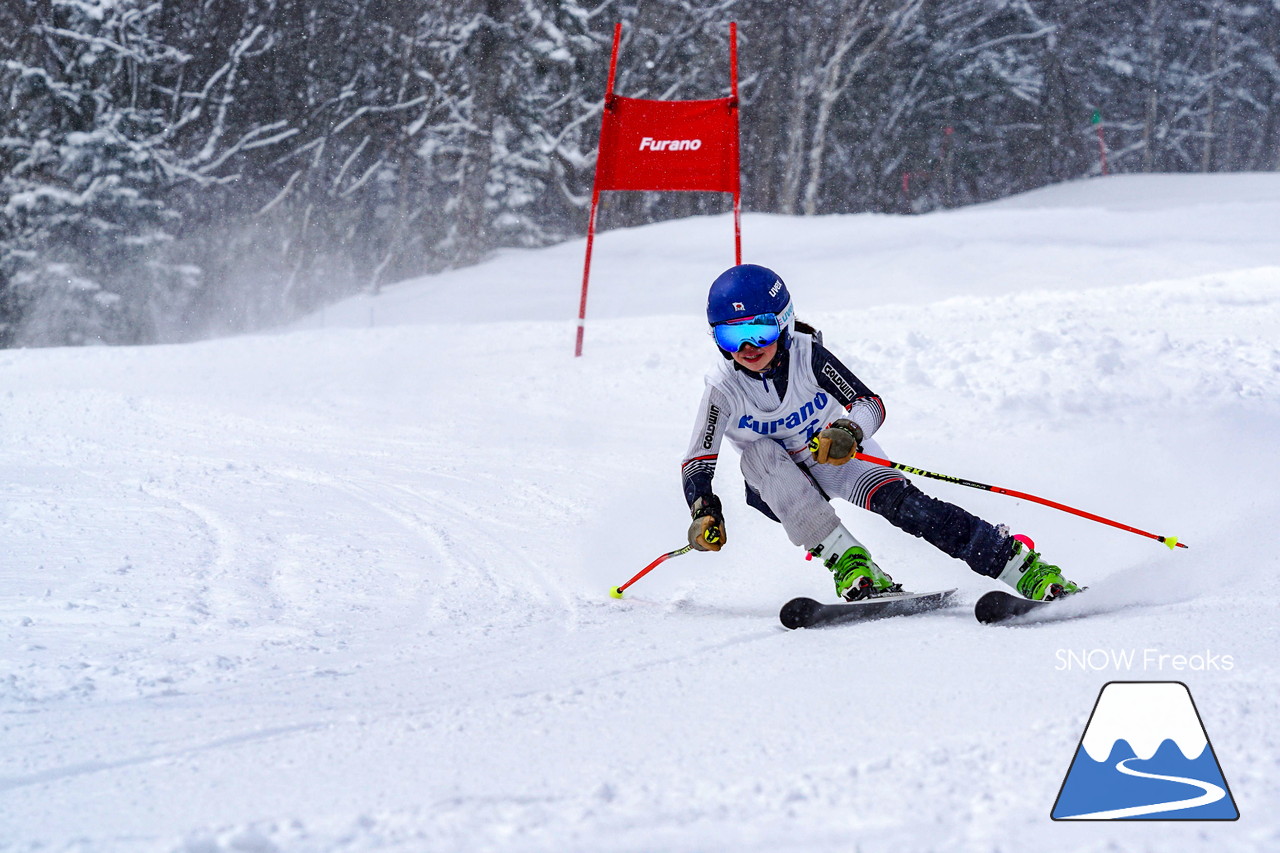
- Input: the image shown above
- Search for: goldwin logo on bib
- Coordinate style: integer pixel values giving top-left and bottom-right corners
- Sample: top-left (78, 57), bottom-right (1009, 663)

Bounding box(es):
top-left (639, 137), bottom-right (703, 151)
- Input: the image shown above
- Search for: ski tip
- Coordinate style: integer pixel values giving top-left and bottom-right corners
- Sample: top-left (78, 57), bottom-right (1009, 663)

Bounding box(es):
top-left (973, 591), bottom-right (1007, 625)
top-left (974, 590), bottom-right (1041, 625)
top-left (779, 597), bottom-right (822, 630)
top-left (609, 587), bottom-right (625, 599)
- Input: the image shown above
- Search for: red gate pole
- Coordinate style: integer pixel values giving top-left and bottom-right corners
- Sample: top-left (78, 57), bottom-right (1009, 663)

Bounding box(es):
top-left (575, 190), bottom-right (600, 357)
top-left (729, 21), bottom-right (741, 264)
top-left (576, 23), bottom-right (623, 358)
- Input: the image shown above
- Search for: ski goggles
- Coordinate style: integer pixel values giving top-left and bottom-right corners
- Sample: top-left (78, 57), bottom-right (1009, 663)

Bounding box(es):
top-left (712, 312), bottom-right (781, 353)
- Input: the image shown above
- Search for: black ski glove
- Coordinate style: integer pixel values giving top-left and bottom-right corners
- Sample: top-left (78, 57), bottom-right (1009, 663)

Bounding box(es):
top-left (809, 418), bottom-right (863, 466)
top-left (688, 495), bottom-right (726, 551)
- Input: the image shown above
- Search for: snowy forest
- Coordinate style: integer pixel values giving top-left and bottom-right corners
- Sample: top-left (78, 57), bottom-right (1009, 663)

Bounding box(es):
top-left (2, 0), bottom-right (1279, 348)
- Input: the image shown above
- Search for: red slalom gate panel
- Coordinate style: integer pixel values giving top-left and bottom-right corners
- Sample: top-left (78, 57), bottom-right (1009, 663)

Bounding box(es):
top-left (576, 22), bottom-right (741, 357)
top-left (593, 95), bottom-right (740, 194)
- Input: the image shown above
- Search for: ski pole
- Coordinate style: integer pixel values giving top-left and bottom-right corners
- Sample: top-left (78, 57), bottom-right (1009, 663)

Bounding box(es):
top-left (854, 451), bottom-right (1188, 550)
top-left (610, 545), bottom-right (693, 599)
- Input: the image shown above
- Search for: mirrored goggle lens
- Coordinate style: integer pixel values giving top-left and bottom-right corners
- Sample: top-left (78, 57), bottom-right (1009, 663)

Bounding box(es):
top-left (712, 313), bottom-right (781, 352)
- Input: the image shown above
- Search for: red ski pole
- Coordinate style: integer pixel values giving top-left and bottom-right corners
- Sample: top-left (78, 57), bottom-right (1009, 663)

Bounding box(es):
top-left (610, 545), bottom-right (693, 599)
top-left (855, 452), bottom-right (1187, 550)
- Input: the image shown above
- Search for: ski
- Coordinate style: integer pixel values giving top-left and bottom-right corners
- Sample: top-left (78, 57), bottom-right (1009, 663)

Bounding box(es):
top-left (974, 589), bottom-right (1084, 624)
top-left (780, 588), bottom-right (957, 630)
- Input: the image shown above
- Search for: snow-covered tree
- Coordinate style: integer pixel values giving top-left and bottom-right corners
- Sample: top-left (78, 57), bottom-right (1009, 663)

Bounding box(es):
top-left (1, 0), bottom-right (199, 346)
top-left (5, 0), bottom-right (1280, 347)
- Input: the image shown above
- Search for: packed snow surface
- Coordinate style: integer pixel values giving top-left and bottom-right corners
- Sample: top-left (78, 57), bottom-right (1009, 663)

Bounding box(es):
top-left (3, 174), bottom-right (1279, 851)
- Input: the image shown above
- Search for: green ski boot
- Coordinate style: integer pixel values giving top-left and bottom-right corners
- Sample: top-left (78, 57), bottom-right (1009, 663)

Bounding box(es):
top-left (809, 524), bottom-right (899, 601)
top-left (995, 535), bottom-right (1081, 601)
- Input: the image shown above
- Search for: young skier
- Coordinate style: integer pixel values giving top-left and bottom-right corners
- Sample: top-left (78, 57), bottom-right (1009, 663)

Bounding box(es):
top-left (680, 263), bottom-right (1080, 602)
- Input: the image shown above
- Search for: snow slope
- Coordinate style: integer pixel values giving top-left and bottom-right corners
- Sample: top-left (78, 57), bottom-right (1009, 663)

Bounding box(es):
top-left (3, 173), bottom-right (1279, 852)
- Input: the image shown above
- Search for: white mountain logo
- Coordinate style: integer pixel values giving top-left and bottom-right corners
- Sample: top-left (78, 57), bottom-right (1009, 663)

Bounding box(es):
top-left (1052, 681), bottom-right (1239, 820)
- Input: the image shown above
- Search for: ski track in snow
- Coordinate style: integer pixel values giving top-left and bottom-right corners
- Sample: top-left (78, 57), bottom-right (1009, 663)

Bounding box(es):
top-left (3, 175), bottom-right (1280, 852)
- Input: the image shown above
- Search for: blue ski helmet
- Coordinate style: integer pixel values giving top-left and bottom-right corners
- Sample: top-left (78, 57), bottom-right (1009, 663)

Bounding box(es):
top-left (706, 264), bottom-right (795, 353)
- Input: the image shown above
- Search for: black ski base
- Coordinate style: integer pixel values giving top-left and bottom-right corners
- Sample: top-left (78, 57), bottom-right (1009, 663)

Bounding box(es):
top-left (974, 589), bottom-right (1084, 624)
top-left (780, 589), bottom-right (957, 630)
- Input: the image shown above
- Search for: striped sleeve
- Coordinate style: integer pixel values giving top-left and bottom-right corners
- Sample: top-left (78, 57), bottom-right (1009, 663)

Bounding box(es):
top-left (681, 384), bottom-right (732, 509)
top-left (810, 339), bottom-right (886, 439)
